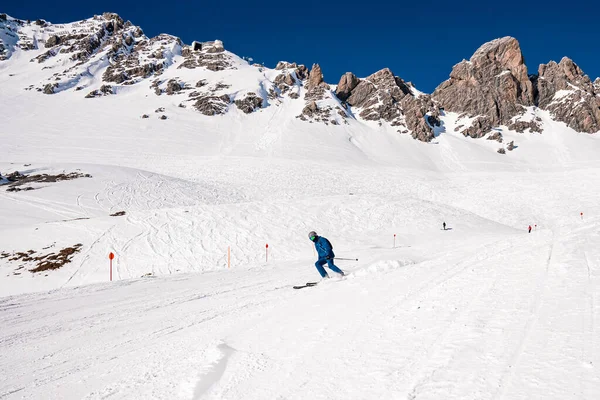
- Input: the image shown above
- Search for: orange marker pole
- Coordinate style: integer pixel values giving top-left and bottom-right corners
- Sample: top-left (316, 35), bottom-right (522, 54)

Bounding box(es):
top-left (393, 234), bottom-right (396, 249)
top-left (109, 252), bottom-right (115, 281)
top-left (266, 243), bottom-right (269, 263)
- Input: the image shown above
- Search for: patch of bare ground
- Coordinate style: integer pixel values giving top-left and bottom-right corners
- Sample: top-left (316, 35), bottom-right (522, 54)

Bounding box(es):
top-left (2, 244), bottom-right (83, 273)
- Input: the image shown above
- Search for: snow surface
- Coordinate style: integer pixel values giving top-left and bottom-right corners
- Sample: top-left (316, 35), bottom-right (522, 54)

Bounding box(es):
top-left (1, 18), bottom-right (600, 400)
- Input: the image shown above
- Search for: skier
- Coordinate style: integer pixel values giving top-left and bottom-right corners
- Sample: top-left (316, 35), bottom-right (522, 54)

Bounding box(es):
top-left (308, 231), bottom-right (344, 279)
top-left (528, 225), bottom-right (532, 233)
top-left (443, 221), bottom-right (446, 230)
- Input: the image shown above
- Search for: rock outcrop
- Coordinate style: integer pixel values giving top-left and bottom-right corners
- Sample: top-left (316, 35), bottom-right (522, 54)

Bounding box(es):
top-left (45, 35), bottom-right (61, 48)
top-left (43, 83), bottom-right (58, 94)
top-left (433, 37), bottom-right (600, 136)
top-left (85, 85), bottom-right (113, 98)
top-left (165, 79), bottom-right (182, 95)
top-left (234, 93), bottom-right (263, 113)
top-left (179, 40), bottom-right (231, 71)
top-left (433, 37), bottom-right (536, 137)
top-left (535, 57), bottom-right (600, 133)
top-left (295, 64), bottom-right (345, 125)
top-left (193, 95), bottom-right (230, 116)
top-left (306, 64), bottom-right (324, 90)
top-left (304, 63), bottom-right (330, 101)
top-left (338, 68), bottom-right (440, 142)
top-left (276, 61), bottom-right (295, 70)
top-left (103, 34), bottom-right (181, 85)
top-left (487, 132), bottom-right (503, 142)
top-left (270, 62), bottom-right (306, 98)
top-left (335, 72), bottom-right (360, 102)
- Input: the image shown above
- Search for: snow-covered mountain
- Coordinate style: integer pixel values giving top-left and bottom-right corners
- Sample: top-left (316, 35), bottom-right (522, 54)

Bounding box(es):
top-left (2, 12), bottom-right (599, 145)
top-left (1, 12), bottom-right (600, 400)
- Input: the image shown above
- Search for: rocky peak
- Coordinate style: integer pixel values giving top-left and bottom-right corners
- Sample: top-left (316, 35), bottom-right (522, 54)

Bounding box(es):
top-left (275, 61), bottom-right (297, 70)
top-left (536, 57), bottom-right (600, 133)
top-left (469, 37), bottom-right (530, 87)
top-left (8, 14), bottom-right (154, 92)
top-left (306, 63), bottom-right (325, 90)
top-left (100, 12), bottom-right (125, 31)
top-left (304, 63), bottom-right (330, 101)
top-left (537, 57), bottom-right (594, 106)
top-left (338, 68), bottom-right (440, 142)
top-left (433, 36), bottom-right (535, 137)
top-left (345, 68), bottom-right (408, 108)
top-left (594, 78), bottom-right (600, 93)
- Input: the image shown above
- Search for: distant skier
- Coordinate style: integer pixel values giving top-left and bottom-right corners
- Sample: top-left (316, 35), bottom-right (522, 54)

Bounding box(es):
top-left (443, 222), bottom-right (446, 230)
top-left (308, 231), bottom-right (344, 279)
top-left (528, 225), bottom-right (532, 233)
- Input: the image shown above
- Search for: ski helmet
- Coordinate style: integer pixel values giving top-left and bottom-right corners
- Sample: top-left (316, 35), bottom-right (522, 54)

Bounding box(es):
top-left (308, 231), bottom-right (317, 241)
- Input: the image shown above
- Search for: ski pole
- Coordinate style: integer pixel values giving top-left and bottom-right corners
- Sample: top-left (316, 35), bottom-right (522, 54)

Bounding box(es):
top-left (335, 258), bottom-right (359, 261)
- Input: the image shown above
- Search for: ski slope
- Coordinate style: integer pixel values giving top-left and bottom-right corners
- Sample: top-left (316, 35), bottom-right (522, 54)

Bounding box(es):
top-left (1, 214), bottom-right (599, 399)
top-left (2, 25), bottom-right (600, 398)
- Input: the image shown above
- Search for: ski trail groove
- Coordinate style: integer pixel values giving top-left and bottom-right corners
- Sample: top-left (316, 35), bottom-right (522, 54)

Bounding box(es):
top-left (494, 235), bottom-right (554, 400)
top-left (193, 343), bottom-right (236, 399)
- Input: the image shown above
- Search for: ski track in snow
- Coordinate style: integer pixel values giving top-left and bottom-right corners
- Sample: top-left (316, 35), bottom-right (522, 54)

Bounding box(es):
top-left (1, 161), bottom-right (600, 399)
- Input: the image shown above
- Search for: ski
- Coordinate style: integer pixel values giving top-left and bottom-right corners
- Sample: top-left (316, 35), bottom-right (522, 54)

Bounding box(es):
top-left (293, 282), bottom-right (318, 289)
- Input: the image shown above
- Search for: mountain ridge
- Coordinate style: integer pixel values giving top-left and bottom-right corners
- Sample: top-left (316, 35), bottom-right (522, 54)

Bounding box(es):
top-left (1, 12), bottom-right (599, 144)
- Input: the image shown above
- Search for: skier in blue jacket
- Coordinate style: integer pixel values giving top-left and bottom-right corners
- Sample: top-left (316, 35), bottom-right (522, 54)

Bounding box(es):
top-left (308, 231), bottom-right (344, 278)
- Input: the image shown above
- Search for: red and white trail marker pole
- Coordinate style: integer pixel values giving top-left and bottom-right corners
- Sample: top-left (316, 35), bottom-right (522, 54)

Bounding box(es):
top-left (109, 252), bottom-right (114, 281)
top-left (581, 212), bottom-right (584, 220)
top-left (266, 243), bottom-right (269, 263)
top-left (393, 234), bottom-right (396, 249)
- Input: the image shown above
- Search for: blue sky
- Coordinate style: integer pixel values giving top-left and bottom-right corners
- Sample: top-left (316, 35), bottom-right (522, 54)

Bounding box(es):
top-left (3, 0), bottom-right (599, 92)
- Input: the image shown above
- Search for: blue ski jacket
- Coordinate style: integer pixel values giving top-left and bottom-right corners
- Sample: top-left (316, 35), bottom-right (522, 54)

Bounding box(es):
top-left (314, 236), bottom-right (335, 259)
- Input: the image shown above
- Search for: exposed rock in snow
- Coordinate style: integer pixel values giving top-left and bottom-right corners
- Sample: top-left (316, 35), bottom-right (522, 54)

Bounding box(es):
top-left (293, 64), bottom-right (344, 124)
top-left (179, 40), bottom-right (232, 71)
top-left (535, 57), bottom-right (600, 133)
top-left (487, 132), bottom-right (503, 143)
top-left (509, 119), bottom-right (543, 134)
top-left (234, 93), bottom-right (263, 113)
top-left (43, 83), bottom-right (58, 94)
top-left (193, 94), bottom-right (230, 116)
top-left (271, 62), bottom-right (306, 99)
top-left (165, 79), bottom-right (182, 95)
top-left (339, 68), bottom-right (440, 142)
top-left (85, 85), bottom-right (113, 98)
